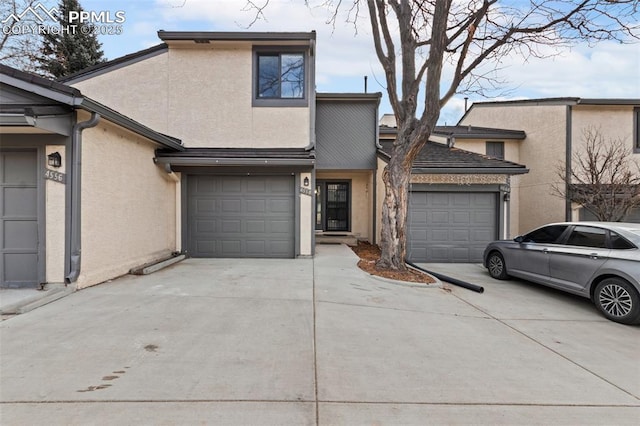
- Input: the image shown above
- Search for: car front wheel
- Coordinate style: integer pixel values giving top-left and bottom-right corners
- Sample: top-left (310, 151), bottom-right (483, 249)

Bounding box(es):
top-left (594, 278), bottom-right (640, 325)
top-left (487, 251), bottom-right (509, 280)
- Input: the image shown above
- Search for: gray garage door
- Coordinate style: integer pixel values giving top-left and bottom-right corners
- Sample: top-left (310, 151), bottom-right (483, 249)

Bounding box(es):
top-left (407, 192), bottom-right (497, 263)
top-left (187, 175), bottom-right (295, 258)
top-left (1, 149), bottom-right (39, 288)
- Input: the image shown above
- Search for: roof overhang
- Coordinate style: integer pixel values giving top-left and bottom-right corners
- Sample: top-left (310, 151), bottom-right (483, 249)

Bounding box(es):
top-left (158, 31), bottom-right (316, 48)
top-left (155, 148), bottom-right (315, 168)
top-left (411, 167), bottom-right (529, 175)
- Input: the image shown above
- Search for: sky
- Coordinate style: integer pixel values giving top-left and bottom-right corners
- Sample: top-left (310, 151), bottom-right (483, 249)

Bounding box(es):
top-left (57, 1), bottom-right (640, 124)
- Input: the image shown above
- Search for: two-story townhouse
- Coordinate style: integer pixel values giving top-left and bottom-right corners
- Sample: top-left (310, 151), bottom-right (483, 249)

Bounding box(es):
top-left (1, 31), bottom-right (388, 290)
top-left (457, 98), bottom-right (640, 233)
top-left (62, 31), bottom-right (320, 260)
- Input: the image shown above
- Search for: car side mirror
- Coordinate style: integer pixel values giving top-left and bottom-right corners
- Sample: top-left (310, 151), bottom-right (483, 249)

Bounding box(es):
top-left (514, 236), bottom-right (524, 243)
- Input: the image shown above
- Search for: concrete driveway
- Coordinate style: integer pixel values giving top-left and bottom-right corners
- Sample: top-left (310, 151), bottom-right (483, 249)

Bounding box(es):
top-left (1, 245), bottom-right (638, 425)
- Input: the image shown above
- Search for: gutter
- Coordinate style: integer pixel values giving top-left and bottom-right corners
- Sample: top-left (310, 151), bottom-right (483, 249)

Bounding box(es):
top-left (154, 157), bottom-right (315, 167)
top-left (411, 167), bottom-right (529, 175)
top-left (79, 98), bottom-right (183, 151)
top-left (65, 112), bottom-right (100, 284)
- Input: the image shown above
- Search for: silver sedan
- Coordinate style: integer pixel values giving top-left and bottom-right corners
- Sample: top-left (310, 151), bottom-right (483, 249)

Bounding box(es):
top-left (483, 222), bottom-right (640, 325)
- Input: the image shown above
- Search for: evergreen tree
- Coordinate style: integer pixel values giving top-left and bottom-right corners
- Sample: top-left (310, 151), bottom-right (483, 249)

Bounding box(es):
top-left (38, 0), bottom-right (104, 78)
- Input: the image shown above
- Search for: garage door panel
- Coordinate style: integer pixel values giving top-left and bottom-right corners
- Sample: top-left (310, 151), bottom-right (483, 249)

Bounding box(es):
top-left (453, 211), bottom-right (470, 224)
top-left (246, 240), bottom-right (266, 254)
top-left (452, 193), bottom-right (470, 206)
top-left (408, 191), bottom-right (496, 263)
top-left (188, 175), bottom-right (294, 258)
top-left (452, 229), bottom-right (469, 242)
top-left (451, 247), bottom-right (471, 262)
top-left (430, 229), bottom-right (447, 242)
top-left (222, 178), bottom-right (242, 192)
top-left (221, 198), bottom-right (241, 213)
top-left (246, 199), bottom-right (266, 213)
top-left (432, 211), bottom-right (449, 224)
top-left (247, 179), bottom-right (267, 192)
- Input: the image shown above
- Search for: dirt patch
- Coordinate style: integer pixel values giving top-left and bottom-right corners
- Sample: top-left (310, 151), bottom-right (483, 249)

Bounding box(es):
top-left (351, 241), bottom-right (436, 284)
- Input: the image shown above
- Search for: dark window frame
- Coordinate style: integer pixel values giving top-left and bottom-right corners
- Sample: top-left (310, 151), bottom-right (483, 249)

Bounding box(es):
top-left (252, 46), bottom-right (309, 108)
top-left (486, 141), bottom-right (505, 160)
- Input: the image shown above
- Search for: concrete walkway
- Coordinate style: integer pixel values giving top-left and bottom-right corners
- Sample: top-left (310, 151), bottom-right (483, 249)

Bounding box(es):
top-left (1, 245), bottom-right (638, 425)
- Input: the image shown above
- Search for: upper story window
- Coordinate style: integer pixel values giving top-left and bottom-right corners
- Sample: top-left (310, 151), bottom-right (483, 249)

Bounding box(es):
top-left (486, 141), bottom-right (505, 160)
top-left (254, 49), bottom-right (308, 107)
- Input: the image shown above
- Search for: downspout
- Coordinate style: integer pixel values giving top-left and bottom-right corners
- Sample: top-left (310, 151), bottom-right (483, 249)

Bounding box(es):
top-left (565, 105), bottom-right (573, 221)
top-left (65, 112), bottom-right (100, 284)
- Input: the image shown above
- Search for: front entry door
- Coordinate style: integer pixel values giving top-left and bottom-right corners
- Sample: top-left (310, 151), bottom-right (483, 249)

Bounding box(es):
top-left (1, 149), bottom-right (40, 288)
top-left (316, 181), bottom-right (350, 232)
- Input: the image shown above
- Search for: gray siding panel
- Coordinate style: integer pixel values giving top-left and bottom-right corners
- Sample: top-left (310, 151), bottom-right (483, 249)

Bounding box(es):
top-left (316, 102), bottom-right (377, 169)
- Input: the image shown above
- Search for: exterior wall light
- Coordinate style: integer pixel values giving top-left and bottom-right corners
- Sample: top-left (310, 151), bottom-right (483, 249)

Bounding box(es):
top-left (303, 176), bottom-right (310, 187)
top-left (48, 152), bottom-right (62, 168)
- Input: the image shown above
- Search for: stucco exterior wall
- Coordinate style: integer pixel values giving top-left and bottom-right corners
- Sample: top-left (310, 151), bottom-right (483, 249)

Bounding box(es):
top-left (299, 172), bottom-right (313, 256)
top-left (72, 52), bottom-right (170, 134)
top-left (571, 105), bottom-right (639, 163)
top-left (317, 170), bottom-right (374, 242)
top-left (45, 145), bottom-right (66, 283)
top-left (461, 104), bottom-right (567, 233)
top-left (77, 115), bottom-right (177, 288)
top-left (72, 46), bottom-right (310, 149)
top-left (453, 138), bottom-right (521, 164)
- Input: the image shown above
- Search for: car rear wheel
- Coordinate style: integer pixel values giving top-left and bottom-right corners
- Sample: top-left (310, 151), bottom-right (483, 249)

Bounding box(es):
top-left (594, 278), bottom-right (640, 325)
top-left (487, 251), bottom-right (509, 280)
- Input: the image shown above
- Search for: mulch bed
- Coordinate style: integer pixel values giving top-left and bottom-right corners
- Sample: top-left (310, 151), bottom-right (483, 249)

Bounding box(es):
top-left (351, 241), bottom-right (436, 284)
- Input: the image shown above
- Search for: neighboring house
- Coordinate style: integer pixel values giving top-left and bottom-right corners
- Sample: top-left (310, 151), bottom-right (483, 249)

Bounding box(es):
top-left (457, 98), bottom-right (640, 233)
top-left (0, 64), bottom-right (183, 289)
top-left (377, 122), bottom-right (528, 263)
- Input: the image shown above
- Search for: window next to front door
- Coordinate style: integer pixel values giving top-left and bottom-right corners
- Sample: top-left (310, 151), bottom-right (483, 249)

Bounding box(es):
top-left (316, 181), bottom-right (350, 232)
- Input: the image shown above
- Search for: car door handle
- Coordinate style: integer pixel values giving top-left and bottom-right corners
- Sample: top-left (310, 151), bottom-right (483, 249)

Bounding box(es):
top-left (590, 253), bottom-right (598, 259)
top-left (543, 249), bottom-right (549, 254)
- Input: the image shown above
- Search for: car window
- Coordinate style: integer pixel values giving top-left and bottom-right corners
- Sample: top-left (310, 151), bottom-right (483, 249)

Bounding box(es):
top-left (565, 226), bottom-right (607, 248)
top-left (609, 231), bottom-right (636, 249)
top-left (523, 225), bottom-right (568, 244)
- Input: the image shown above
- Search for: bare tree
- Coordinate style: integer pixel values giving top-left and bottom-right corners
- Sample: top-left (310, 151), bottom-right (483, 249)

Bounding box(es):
top-left (554, 127), bottom-right (640, 222)
top-left (0, 0), bottom-right (54, 73)
top-left (246, 0), bottom-right (640, 270)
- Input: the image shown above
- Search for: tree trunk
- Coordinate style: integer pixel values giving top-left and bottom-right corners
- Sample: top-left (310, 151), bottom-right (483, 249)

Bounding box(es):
top-left (377, 137), bottom-right (414, 271)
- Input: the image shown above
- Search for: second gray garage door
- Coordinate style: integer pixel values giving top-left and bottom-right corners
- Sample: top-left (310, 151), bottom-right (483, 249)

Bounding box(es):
top-left (187, 175), bottom-right (295, 258)
top-left (407, 192), bottom-right (497, 263)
